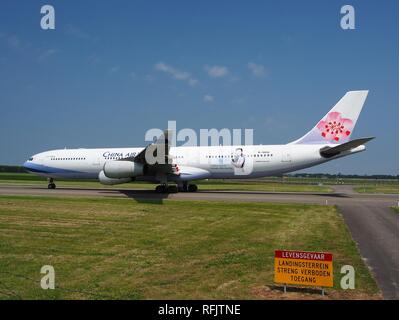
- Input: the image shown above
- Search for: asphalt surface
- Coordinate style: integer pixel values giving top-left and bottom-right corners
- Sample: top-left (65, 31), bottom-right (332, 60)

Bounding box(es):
top-left (1, 184), bottom-right (399, 299)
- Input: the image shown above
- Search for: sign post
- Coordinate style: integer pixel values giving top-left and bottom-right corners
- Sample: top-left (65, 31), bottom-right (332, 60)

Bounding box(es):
top-left (274, 250), bottom-right (333, 294)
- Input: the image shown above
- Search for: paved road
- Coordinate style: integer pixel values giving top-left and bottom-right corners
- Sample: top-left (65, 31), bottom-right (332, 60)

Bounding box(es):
top-left (1, 184), bottom-right (399, 299)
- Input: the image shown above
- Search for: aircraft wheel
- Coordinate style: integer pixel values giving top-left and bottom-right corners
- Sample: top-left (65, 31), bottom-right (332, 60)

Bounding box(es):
top-left (48, 183), bottom-right (56, 189)
top-left (178, 182), bottom-right (188, 192)
top-left (167, 185), bottom-right (178, 193)
top-left (188, 184), bottom-right (198, 192)
top-left (155, 185), bottom-right (166, 193)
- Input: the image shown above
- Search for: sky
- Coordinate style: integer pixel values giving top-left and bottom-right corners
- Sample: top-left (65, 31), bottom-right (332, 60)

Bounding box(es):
top-left (0, 0), bottom-right (398, 174)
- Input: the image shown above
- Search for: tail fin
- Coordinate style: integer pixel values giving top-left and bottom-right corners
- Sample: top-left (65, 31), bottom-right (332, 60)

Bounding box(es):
top-left (290, 90), bottom-right (369, 145)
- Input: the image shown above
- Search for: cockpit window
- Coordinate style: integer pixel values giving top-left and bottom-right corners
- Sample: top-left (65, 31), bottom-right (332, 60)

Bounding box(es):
top-left (28, 157), bottom-right (33, 161)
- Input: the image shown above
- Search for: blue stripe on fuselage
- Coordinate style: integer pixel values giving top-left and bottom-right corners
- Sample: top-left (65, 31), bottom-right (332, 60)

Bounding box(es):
top-left (23, 162), bottom-right (86, 175)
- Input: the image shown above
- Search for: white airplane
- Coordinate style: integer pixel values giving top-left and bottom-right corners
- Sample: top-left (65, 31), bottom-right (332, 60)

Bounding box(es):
top-left (23, 91), bottom-right (374, 193)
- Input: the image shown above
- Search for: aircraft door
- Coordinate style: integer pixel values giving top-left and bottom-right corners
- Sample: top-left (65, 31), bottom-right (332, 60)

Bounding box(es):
top-left (92, 156), bottom-right (101, 167)
top-left (281, 146), bottom-right (292, 162)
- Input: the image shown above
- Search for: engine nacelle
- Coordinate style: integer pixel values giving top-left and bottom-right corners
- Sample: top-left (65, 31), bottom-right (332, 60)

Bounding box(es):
top-left (98, 170), bottom-right (132, 185)
top-left (103, 161), bottom-right (144, 179)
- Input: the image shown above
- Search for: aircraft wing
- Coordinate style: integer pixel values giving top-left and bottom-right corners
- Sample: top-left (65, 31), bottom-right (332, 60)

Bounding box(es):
top-left (122, 130), bottom-right (175, 174)
top-left (320, 137), bottom-right (375, 158)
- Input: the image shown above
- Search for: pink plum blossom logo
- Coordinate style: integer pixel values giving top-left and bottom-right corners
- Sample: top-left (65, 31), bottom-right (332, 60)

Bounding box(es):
top-left (317, 112), bottom-right (353, 142)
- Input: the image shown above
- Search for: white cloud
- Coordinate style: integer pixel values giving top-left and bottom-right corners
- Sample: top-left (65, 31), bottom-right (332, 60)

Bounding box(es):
top-left (155, 62), bottom-right (189, 80)
top-left (248, 62), bottom-right (266, 77)
top-left (154, 62), bottom-right (198, 86)
top-left (0, 33), bottom-right (32, 52)
top-left (188, 78), bottom-right (198, 86)
top-left (65, 24), bottom-right (90, 40)
top-left (203, 94), bottom-right (214, 103)
top-left (88, 54), bottom-right (101, 65)
top-left (129, 72), bottom-right (137, 80)
top-left (64, 25), bottom-right (99, 43)
top-left (7, 35), bottom-right (21, 48)
top-left (109, 66), bottom-right (120, 73)
top-left (37, 49), bottom-right (58, 62)
top-left (145, 74), bottom-right (155, 82)
top-left (205, 65), bottom-right (229, 78)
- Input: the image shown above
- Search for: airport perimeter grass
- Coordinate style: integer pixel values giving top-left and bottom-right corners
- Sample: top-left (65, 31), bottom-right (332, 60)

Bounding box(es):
top-left (0, 173), bottom-right (332, 193)
top-left (3, 172), bottom-right (399, 194)
top-left (0, 196), bottom-right (379, 299)
top-left (354, 185), bottom-right (399, 194)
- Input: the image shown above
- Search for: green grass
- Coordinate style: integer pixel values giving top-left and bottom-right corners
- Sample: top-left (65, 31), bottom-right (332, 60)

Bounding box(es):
top-left (5, 172), bottom-right (398, 194)
top-left (354, 185), bottom-right (399, 194)
top-left (0, 173), bottom-right (332, 193)
top-left (0, 173), bottom-right (45, 181)
top-left (265, 176), bottom-right (399, 185)
top-left (391, 207), bottom-right (399, 214)
top-left (0, 196), bottom-right (379, 299)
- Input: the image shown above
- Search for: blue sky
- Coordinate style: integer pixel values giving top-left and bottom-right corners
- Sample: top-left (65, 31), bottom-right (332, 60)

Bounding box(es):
top-left (0, 0), bottom-right (398, 174)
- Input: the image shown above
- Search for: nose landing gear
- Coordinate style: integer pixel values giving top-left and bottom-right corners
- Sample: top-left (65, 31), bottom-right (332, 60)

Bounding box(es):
top-left (47, 178), bottom-right (56, 189)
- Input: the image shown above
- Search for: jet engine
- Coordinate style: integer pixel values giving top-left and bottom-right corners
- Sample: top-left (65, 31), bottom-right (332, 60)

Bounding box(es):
top-left (98, 170), bottom-right (132, 185)
top-left (103, 161), bottom-right (144, 179)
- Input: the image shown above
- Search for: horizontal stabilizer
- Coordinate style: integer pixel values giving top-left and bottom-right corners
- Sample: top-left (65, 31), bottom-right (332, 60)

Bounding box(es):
top-left (320, 137), bottom-right (375, 158)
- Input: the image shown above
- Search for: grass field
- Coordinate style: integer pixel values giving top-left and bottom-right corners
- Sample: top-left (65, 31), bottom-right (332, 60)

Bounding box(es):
top-left (0, 196), bottom-right (379, 299)
top-left (3, 172), bottom-right (399, 194)
top-left (0, 173), bottom-right (399, 194)
top-left (0, 173), bottom-right (332, 193)
top-left (354, 185), bottom-right (399, 194)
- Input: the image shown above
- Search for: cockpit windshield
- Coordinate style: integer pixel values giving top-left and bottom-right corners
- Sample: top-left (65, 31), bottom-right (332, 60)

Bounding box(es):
top-left (28, 157), bottom-right (33, 161)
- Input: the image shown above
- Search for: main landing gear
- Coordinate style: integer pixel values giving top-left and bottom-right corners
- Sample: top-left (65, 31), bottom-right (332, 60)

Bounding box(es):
top-left (155, 185), bottom-right (178, 193)
top-left (47, 178), bottom-right (56, 189)
top-left (187, 184), bottom-right (198, 192)
top-left (155, 182), bottom-right (198, 193)
top-left (178, 181), bottom-right (198, 192)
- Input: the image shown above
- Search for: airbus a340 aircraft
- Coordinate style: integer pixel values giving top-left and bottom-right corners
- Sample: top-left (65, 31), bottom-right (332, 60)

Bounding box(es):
top-left (23, 91), bottom-right (374, 193)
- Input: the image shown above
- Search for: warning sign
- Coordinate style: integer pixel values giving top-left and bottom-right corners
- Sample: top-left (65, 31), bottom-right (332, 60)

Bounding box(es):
top-left (274, 250), bottom-right (333, 287)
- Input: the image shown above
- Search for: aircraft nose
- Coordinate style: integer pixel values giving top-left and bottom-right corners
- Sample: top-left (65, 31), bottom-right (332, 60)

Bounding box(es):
top-left (23, 159), bottom-right (35, 171)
